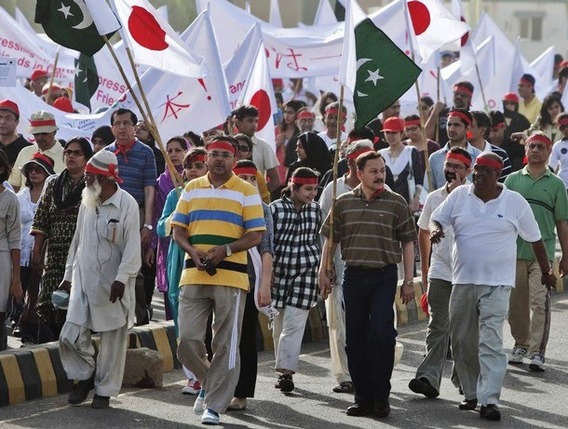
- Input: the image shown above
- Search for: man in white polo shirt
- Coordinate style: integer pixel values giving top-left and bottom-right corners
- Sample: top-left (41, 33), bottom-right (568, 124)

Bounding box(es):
top-left (429, 152), bottom-right (556, 422)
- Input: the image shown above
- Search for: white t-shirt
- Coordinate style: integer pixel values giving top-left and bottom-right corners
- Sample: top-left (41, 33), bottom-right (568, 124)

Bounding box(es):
top-left (549, 138), bottom-right (568, 189)
top-left (317, 131), bottom-right (347, 151)
top-left (431, 184), bottom-right (541, 287)
top-left (251, 135), bottom-right (279, 173)
top-left (417, 184), bottom-right (453, 282)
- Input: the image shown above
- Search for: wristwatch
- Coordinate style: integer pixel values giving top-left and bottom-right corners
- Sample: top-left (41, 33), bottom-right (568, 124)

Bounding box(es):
top-left (225, 244), bottom-right (232, 257)
top-left (143, 224), bottom-right (153, 231)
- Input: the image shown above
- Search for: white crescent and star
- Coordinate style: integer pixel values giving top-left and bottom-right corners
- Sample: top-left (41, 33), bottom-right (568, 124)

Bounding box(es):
top-left (58, 1), bottom-right (93, 30)
top-left (356, 58), bottom-right (384, 97)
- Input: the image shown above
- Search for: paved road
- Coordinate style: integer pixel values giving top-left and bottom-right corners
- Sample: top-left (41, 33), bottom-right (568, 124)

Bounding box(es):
top-left (3, 292), bottom-right (568, 428)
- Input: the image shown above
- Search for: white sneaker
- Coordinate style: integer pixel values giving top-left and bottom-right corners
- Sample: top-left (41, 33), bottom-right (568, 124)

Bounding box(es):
top-left (193, 389), bottom-right (206, 415)
top-left (508, 347), bottom-right (527, 364)
top-left (529, 353), bottom-right (545, 372)
top-left (201, 408), bottom-right (219, 425)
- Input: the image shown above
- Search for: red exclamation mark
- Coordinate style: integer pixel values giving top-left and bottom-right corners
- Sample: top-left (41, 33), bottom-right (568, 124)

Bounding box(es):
top-left (198, 78), bottom-right (211, 101)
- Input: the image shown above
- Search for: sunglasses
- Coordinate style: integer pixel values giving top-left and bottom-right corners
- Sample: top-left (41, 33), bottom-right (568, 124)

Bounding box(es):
top-left (63, 149), bottom-right (84, 157)
top-left (26, 165), bottom-right (46, 174)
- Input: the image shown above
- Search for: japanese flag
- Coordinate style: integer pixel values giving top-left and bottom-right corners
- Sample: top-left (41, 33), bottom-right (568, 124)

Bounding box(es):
top-left (238, 23), bottom-right (278, 152)
top-left (110, 0), bottom-right (207, 78)
top-left (406, 0), bottom-right (470, 64)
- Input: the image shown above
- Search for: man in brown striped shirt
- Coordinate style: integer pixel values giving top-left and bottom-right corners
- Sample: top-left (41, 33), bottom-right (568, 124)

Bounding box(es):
top-left (319, 151), bottom-right (416, 419)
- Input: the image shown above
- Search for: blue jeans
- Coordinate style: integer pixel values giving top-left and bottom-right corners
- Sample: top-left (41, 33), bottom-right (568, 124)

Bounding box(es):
top-left (343, 265), bottom-right (397, 405)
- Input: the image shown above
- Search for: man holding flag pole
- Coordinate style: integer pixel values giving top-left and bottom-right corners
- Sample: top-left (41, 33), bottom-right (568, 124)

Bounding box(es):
top-left (319, 0), bottom-right (421, 419)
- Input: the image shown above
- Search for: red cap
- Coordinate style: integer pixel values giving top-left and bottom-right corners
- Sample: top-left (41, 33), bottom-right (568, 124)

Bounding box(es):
top-left (53, 97), bottom-right (74, 113)
top-left (30, 69), bottom-right (48, 81)
top-left (382, 117), bottom-right (405, 132)
top-left (272, 78), bottom-right (283, 88)
top-left (0, 99), bottom-right (19, 117)
top-left (503, 92), bottom-right (519, 104)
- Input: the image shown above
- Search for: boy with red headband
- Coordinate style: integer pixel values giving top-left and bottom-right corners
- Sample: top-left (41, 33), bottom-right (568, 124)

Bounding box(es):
top-left (172, 136), bottom-right (265, 425)
top-left (426, 108), bottom-right (482, 191)
top-left (425, 81), bottom-right (474, 143)
top-left (506, 131), bottom-right (568, 371)
top-left (430, 151), bottom-right (556, 421)
top-left (317, 101), bottom-right (347, 151)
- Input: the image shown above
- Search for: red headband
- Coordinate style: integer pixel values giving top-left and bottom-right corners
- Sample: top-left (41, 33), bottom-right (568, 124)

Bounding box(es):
top-left (234, 166), bottom-right (257, 176)
top-left (491, 122), bottom-right (506, 130)
top-left (85, 162), bottom-right (123, 184)
top-left (446, 152), bottom-right (471, 167)
top-left (404, 119), bottom-right (421, 127)
top-left (325, 107), bottom-right (346, 118)
top-left (347, 147), bottom-right (374, 160)
top-left (207, 140), bottom-right (235, 154)
top-left (187, 154), bottom-right (206, 163)
top-left (453, 85), bottom-right (473, 97)
top-left (297, 110), bottom-right (315, 120)
top-left (526, 134), bottom-right (552, 147)
top-left (30, 119), bottom-right (56, 127)
top-left (475, 156), bottom-right (502, 170)
top-left (32, 152), bottom-right (55, 167)
top-left (558, 117), bottom-right (568, 127)
top-left (291, 176), bottom-right (318, 185)
top-left (448, 110), bottom-right (472, 125)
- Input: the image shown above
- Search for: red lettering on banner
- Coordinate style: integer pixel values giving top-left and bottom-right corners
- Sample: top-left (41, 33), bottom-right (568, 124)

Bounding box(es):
top-left (266, 47), bottom-right (307, 72)
top-left (158, 92), bottom-right (190, 123)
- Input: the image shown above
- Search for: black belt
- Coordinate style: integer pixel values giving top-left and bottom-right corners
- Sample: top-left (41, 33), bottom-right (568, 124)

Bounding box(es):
top-left (184, 259), bottom-right (248, 273)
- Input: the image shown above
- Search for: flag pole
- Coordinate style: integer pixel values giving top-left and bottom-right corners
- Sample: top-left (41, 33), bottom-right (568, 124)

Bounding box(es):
top-left (102, 36), bottom-right (183, 191)
top-left (411, 56), bottom-right (432, 193)
top-left (44, 47), bottom-right (60, 105)
top-left (475, 63), bottom-right (488, 112)
top-left (323, 84), bottom-right (345, 300)
top-left (124, 46), bottom-right (183, 190)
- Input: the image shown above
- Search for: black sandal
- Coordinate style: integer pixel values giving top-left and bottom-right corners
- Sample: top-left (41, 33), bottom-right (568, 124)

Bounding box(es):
top-left (333, 381), bottom-right (354, 393)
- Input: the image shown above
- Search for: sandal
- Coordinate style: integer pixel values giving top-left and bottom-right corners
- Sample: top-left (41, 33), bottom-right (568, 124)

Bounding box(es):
top-left (333, 381), bottom-right (355, 393)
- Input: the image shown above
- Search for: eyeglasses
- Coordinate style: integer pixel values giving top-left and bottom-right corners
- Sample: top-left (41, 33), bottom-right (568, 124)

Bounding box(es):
top-left (113, 121), bottom-right (134, 127)
top-left (26, 165), bottom-right (46, 174)
top-left (63, 149), bottom-right (84, 157)
top-left (238, 145), bottom-right (250, 152)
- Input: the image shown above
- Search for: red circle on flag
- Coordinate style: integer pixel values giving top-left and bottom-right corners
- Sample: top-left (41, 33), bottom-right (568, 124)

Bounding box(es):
top-left (408, 1), bottom-right (431, 36)
top-left (460, 17), bottom-right (469, 46)
top-left (250, 90), bottom-right (271, 130)
top-left (128, 6), bottom-right (169, 51)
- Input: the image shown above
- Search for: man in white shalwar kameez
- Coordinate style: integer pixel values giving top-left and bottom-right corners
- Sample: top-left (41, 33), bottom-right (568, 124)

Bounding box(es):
top-left (59, 150), bottom-right (141, 409)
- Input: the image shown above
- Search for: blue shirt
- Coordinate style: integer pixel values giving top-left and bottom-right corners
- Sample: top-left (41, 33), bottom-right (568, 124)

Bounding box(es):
top-left (426, 142), bottom-right (482, 191)
top-left (106, 140), bottom-right (157, 205)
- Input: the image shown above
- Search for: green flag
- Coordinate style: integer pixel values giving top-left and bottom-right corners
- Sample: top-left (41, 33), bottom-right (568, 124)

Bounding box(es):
top-left (35, 0), bottom-right (115, 56)
top-left (74, 53), bottom-right (99, 111)
top-left (352, 19), bottom-right (422, 128)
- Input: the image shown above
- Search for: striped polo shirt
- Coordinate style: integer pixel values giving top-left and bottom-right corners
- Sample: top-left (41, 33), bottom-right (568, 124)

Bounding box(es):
top-left (171, 173), bottom-right (266, 290)
top-left (105, 140), bottom-right (157, 205)
top-left (320, 185), bottom-right (416, 268)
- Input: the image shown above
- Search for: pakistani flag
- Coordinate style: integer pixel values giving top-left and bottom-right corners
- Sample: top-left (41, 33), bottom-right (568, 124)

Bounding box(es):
top-left (340, 0), bottom-right (422, 129)
top-left (35, 0), bottom-right (116, 56)
top-left (74, 54), bottom-right (99, 111)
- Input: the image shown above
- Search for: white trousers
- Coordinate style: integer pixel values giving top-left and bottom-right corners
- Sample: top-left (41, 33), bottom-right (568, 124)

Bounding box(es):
top-left (272, 306), bottom-right (310, 373)
top-left (59, 321), bottom-right (128, 397)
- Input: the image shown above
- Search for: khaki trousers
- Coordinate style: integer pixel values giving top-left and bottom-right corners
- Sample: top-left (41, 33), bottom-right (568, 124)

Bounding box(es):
top-left (508, 259), bottom-right (551, 357)
top-left (177, 285), bottom-right (245, 414)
